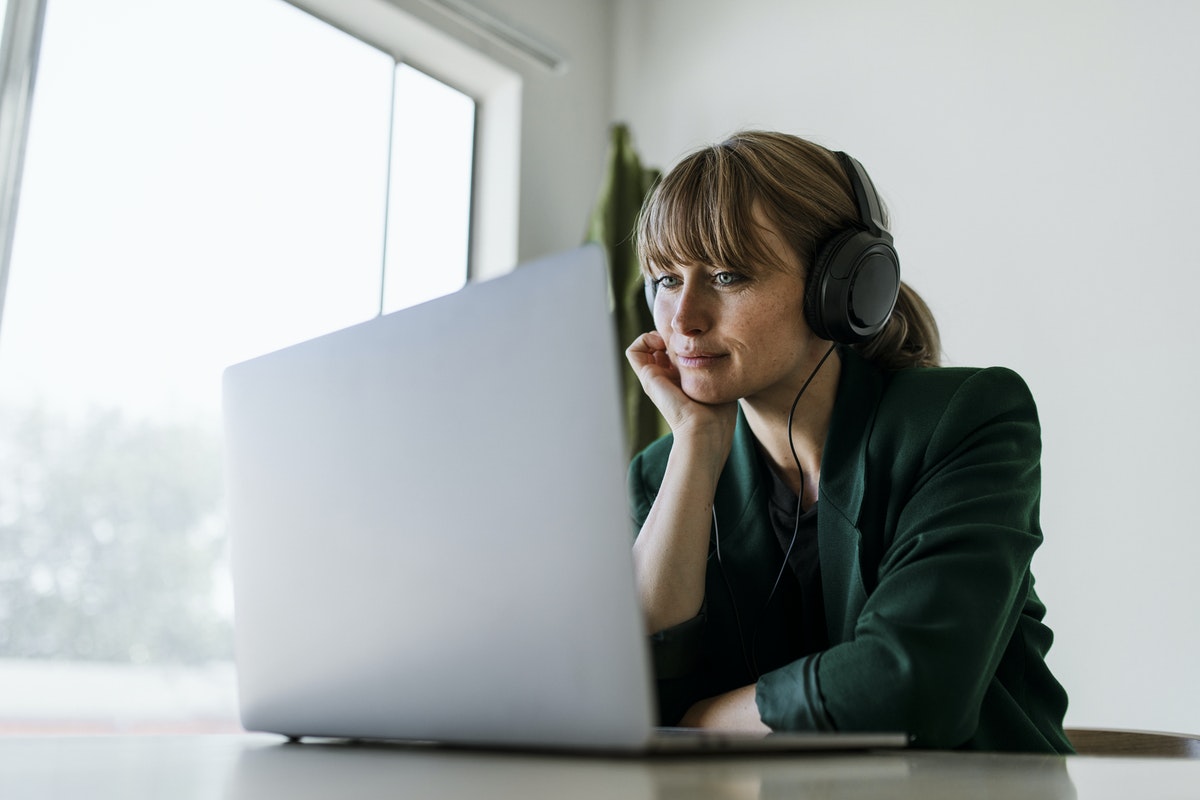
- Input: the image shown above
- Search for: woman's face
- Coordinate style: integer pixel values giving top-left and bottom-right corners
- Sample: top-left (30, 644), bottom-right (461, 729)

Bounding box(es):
top-left (648, 219), bottom-right (820, 407)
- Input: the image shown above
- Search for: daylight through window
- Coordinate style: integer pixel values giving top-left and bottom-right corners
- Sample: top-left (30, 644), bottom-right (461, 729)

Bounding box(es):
top-left (0, 0), bottom-right (476, 732)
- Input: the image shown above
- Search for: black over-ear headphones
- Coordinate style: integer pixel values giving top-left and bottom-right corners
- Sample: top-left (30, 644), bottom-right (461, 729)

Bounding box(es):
top-left (803, 152), bottom-right (900, 344)
top-left (643, 151), bottom-right (901, 345)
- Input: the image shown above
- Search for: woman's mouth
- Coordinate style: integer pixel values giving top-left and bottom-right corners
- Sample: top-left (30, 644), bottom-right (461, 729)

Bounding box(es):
top-left (675, 352), bottom-right (727, 368)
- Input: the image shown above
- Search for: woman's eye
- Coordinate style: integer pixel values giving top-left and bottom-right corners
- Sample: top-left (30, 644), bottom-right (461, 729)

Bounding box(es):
top-left (654, 275), bottom-right (681, 289)
top-left (714, 271), bottom-right (742, 286)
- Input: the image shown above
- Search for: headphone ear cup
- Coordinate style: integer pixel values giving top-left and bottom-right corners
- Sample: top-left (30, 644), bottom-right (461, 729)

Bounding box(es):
top-left (805, 229), bottom-right (900, 344)
top-left (803, 229), bottom-right (857, 341)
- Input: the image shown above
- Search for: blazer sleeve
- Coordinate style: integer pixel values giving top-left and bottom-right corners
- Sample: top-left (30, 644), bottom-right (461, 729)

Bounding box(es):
top-left (756, 367), bottom-right (1046, 747)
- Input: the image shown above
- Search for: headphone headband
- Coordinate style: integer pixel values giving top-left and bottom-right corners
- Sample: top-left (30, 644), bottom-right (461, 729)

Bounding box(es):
top-left (836, 152), bottom-right (891, 242)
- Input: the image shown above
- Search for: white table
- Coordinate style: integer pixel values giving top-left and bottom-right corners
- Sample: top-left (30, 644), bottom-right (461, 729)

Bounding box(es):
top-left (4, 733), bottom-right (1200, 799)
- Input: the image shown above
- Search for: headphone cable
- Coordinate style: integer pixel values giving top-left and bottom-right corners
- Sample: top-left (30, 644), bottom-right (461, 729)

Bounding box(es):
top-left (751, 342), bottom-right (837, 676)
top-left (715, 342), bottom-right (838, 680)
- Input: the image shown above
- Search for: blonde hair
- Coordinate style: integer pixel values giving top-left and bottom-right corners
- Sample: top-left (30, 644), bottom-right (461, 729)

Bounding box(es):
top-left (637, 130), bottom-right (940, 370)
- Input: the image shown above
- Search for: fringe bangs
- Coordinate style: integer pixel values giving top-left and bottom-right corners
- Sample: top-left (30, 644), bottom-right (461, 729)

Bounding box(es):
top-left (636, 148), bottom-right (791, 277)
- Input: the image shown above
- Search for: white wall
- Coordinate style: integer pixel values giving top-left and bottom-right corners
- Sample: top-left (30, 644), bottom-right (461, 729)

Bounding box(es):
top-left (483, 0), bottom-right (615, 263)
top-left (611, 0), bottom-right (1200, 733)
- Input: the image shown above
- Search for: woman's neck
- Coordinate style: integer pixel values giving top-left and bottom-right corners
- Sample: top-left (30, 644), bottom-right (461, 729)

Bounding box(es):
top-left (739, 348), bottom-right (841, 508)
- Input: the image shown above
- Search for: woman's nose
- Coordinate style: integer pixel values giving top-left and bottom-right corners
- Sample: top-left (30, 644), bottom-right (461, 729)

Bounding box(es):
top-left (668, 284), bottom-right (711, 335)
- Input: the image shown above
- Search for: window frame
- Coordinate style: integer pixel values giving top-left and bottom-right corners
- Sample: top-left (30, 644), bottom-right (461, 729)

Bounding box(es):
top-left (285, 0), bottom-right (521, 284)
top-left (0, 0), bottom-right (48, 335)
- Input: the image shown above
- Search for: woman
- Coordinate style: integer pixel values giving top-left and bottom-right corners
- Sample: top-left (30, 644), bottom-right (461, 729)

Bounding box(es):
top-left (625, 131), bottom-right (1071, 752)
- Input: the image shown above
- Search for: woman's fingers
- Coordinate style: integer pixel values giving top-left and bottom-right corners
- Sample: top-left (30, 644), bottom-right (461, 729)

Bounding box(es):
top-left (627, 331), bottom-right (734, 434)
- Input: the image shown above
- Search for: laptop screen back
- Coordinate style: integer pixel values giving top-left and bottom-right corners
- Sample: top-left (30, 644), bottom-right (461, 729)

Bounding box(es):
top-left (223, 245), bottom-right (655, 749)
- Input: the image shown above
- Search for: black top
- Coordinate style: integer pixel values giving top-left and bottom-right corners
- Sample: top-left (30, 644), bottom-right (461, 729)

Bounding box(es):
top-left (761, 454), bottom-right (829, 663)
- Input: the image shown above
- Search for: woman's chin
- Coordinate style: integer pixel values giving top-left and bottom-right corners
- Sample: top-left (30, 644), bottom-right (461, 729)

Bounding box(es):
top-left (680, 380), bottom-right (739, 406)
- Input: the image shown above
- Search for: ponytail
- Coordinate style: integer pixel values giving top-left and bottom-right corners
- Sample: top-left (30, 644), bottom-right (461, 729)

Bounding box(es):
top-left (856, 281), bottom-right (941, 369)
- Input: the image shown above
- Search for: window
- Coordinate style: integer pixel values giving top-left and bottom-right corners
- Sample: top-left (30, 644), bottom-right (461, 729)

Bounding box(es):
top-left (384, 63), bottom-right (475, 312)
top-left (0, 0), bottom-right (477, 732)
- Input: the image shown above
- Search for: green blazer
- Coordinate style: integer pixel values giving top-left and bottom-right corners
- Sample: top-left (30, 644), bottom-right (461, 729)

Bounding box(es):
top-left (627, 347), bottom-right (1072, 752)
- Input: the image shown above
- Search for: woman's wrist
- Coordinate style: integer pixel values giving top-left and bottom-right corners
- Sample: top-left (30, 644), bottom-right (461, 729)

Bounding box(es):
top-left (668, 418), bottom-right (736, 487)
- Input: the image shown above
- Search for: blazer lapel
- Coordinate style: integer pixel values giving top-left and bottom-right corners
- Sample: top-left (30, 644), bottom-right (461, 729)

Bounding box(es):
top-left (817, 348), bottom-right (884, 643)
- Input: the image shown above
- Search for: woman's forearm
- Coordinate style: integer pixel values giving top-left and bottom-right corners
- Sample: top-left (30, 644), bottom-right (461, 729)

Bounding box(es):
top-left (632, 431), bottom-right (731, 633)
top-left (680, 684), bottom-right (770, 733)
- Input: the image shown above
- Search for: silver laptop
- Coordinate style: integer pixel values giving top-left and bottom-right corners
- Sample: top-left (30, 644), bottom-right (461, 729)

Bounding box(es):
top-left (223, 244), bottom-right (905, 754)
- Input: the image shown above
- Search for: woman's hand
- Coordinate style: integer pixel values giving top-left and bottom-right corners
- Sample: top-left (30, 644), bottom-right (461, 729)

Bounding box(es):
top-left (626, 331), bottom-right (736, 441)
